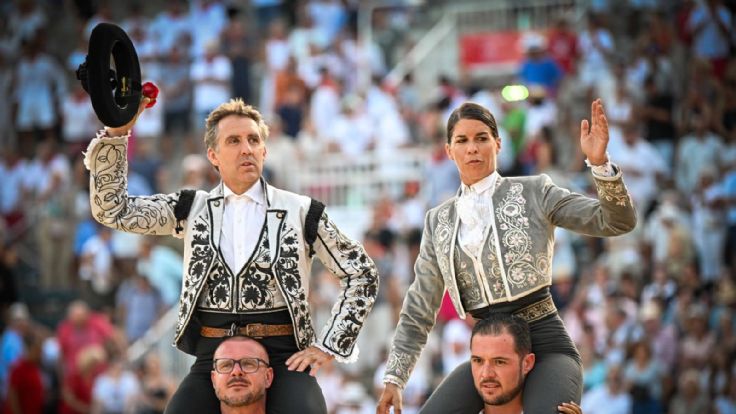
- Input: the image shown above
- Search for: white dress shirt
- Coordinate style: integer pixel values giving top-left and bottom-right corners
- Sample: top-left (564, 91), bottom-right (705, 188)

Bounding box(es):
top-left (457, 172), bottom-right (499, 259)
top-left (221, 182), bottom-right (267, 274)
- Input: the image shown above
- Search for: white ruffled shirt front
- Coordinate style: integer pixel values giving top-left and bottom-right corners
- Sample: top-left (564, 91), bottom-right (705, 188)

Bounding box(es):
top-left (457, 172), bottom-right (499, 259)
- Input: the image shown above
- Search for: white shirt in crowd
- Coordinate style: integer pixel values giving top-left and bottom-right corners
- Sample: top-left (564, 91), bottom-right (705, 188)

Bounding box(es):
top-left (191, 54), bottom-right (232, 114)
top-left (609, 136), bottom-right (667, 214)
top-left (676, 132), bottom-right (725, 194)
top-left (150, 10), bottom-right (191, 56)
top-left (441, 319), bottom-right (471, 376)
top-left (581, 385), bottom-right (632, 414)
top-left (62, 92), bottom-right (100, 143)
top-left (91, 368), bottom-right (140, 413)
top-left (79, 234), bottom-right (114, 294)
top-left (310, 83), bottom-right (340, 139)
top-left (190, 1), bottom-right (227, 59)
top-left (0, 159), bottom-right (28, 214)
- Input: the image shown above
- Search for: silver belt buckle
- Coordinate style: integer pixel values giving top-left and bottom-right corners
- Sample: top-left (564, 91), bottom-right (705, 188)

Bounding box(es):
top-left (226, 322), bottom-right (238, 337)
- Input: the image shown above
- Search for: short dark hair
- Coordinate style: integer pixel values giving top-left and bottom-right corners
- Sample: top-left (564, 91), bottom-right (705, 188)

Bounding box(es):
top-left (446, 102), bottom-right (499, 143)
top-left (470, 313), bottom-right (532, 356)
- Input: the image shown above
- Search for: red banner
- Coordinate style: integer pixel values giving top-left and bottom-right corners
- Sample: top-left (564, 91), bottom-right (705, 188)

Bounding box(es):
top-left (460, 31), bottom-right (524, 69)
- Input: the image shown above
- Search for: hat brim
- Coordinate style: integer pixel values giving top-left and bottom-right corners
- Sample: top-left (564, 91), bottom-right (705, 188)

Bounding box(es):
top-left (83, 23), bottom-right (142, 127)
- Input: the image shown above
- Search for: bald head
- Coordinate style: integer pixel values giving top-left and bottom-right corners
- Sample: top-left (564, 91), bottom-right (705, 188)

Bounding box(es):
top-left (214, 336), bottom-right (269, 362)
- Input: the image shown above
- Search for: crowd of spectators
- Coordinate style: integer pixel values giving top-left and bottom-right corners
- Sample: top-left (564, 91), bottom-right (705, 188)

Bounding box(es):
top-left (0, 0), bottom-right (735, 413)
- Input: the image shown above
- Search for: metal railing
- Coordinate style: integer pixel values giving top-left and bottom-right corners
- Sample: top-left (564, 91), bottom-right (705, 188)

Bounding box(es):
top-left (126, 305), bottom-right (194, 381)
top-left (290, 147), bottom-right (432, 209)
top-left (450, 0), bottom-right (579, 33)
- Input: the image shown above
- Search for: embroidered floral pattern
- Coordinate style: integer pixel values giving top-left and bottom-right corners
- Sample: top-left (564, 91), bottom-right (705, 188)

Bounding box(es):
top-left (237, 227), bottom-right (280, 311)
top-left (240, 265), bottom-right (277, 310)
top-left (433, 203), bottom-right (463, 308)
top-left (495, 183), bottom-right (548, 295)
top-left (595, 179), bottom-right (631, 207)
top-left (434, 206), bottom-right (454, 275)
top-left (454, 249), bottom-right (483, 309)
top-left (90, 140), bottom-right (178, 232)
top-left (273, 223), bottom-right (315, 349)
top-left (482, 233), bottom-right (505, 299)
top-left (198, 262), bottom-right (232, 309)
top-left (385, 348), bottom-right (415, 388)
top-left (175, 211), bottom-right (214, 339)
top-left (317, 212), bottom-right (378, 358)
top-left (194, 228), bottom-right (280, 312)
top-left (513, 296), bottom-right (556, 323)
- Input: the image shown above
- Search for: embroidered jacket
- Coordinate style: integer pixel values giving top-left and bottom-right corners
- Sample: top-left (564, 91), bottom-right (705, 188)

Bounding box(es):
top-left (196, 220), bottom-right (289, 312)
top-left (84, 132), bottom-right (379, 362)
top-left (383, 171), bottom-right (636, 387)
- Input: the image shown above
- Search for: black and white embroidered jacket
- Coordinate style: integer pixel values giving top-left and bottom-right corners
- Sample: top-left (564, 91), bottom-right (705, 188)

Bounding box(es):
top-left (84, 131), bottom-right (379, 362)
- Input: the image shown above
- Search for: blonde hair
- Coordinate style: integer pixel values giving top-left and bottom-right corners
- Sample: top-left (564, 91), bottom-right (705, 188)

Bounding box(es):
top-left (203, 98), bottom-right (269, 150)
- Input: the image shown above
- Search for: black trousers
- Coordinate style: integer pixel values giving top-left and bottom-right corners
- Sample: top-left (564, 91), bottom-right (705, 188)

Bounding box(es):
top-left (420, 314), bottom-right (582, 414)
top-left (164, 310), bottom-right (327, 414)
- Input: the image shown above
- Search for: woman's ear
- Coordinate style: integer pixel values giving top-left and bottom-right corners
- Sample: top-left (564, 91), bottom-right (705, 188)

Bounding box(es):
top-left (445, 143), bottom-right (454, 161)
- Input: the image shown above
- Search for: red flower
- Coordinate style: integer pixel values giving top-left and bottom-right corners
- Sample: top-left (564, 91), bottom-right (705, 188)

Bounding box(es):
top-left (142, 82), bottom-right (159, 108)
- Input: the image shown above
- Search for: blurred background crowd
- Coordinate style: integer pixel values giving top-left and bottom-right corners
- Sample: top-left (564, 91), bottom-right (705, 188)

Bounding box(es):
top-left (0, 0), bottom-right (735, 413)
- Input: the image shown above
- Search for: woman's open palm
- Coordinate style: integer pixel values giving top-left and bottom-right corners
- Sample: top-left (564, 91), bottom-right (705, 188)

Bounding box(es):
top-left (580, 99), bottom-right (609, 166)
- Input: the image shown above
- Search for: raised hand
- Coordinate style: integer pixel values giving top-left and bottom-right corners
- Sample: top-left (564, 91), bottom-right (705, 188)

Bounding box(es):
top-left (580, 99), bottom-right (609, 166)
top-left (105, 96), bottom-right (150, 137)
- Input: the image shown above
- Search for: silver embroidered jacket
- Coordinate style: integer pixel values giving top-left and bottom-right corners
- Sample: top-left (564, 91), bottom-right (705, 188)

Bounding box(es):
top-left (84, 132), bottom-right (378, 362)
top-left (383, 170), bottom-right (636, 387)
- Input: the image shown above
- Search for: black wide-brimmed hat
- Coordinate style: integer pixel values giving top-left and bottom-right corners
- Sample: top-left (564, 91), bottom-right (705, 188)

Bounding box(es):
top-left (76, 23), bottom-right (141, 127)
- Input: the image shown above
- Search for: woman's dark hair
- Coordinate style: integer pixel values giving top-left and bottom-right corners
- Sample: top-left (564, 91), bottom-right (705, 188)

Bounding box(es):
top-left (446, 102), bottom-right (499, 143)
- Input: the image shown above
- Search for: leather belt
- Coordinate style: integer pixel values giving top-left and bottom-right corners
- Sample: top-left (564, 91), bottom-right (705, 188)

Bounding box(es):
top-left (513, 296), bottom-right (557, 323)
top-left (200, 322), bottom-right (293, 339)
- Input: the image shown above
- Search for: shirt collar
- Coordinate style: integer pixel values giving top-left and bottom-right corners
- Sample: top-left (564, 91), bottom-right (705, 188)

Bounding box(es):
top-left (223, 181), bottom-right (264, 205)
top-left (461, 171), bottom-right (498, 196)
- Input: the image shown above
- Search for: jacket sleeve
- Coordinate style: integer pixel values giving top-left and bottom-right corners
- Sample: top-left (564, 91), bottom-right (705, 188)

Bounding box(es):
top-left (383, 212), bottom-right (445, 389)
top-left (84, 131), bottom-right (182, 237)
top-left (541, 167), bottom-right (637, 236)
top-left (311, 210), bottom-right (379, 363)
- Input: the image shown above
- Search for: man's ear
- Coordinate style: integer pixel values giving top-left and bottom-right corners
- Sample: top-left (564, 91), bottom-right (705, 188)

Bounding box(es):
top-left (265, 367), bottom-right (274, 388)
top-left (522, 352), bottom-right (535, 375)
top-left (206, 146), bottom-right (219, 169)
top-left (211, 370), bottom-right (216, 388)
